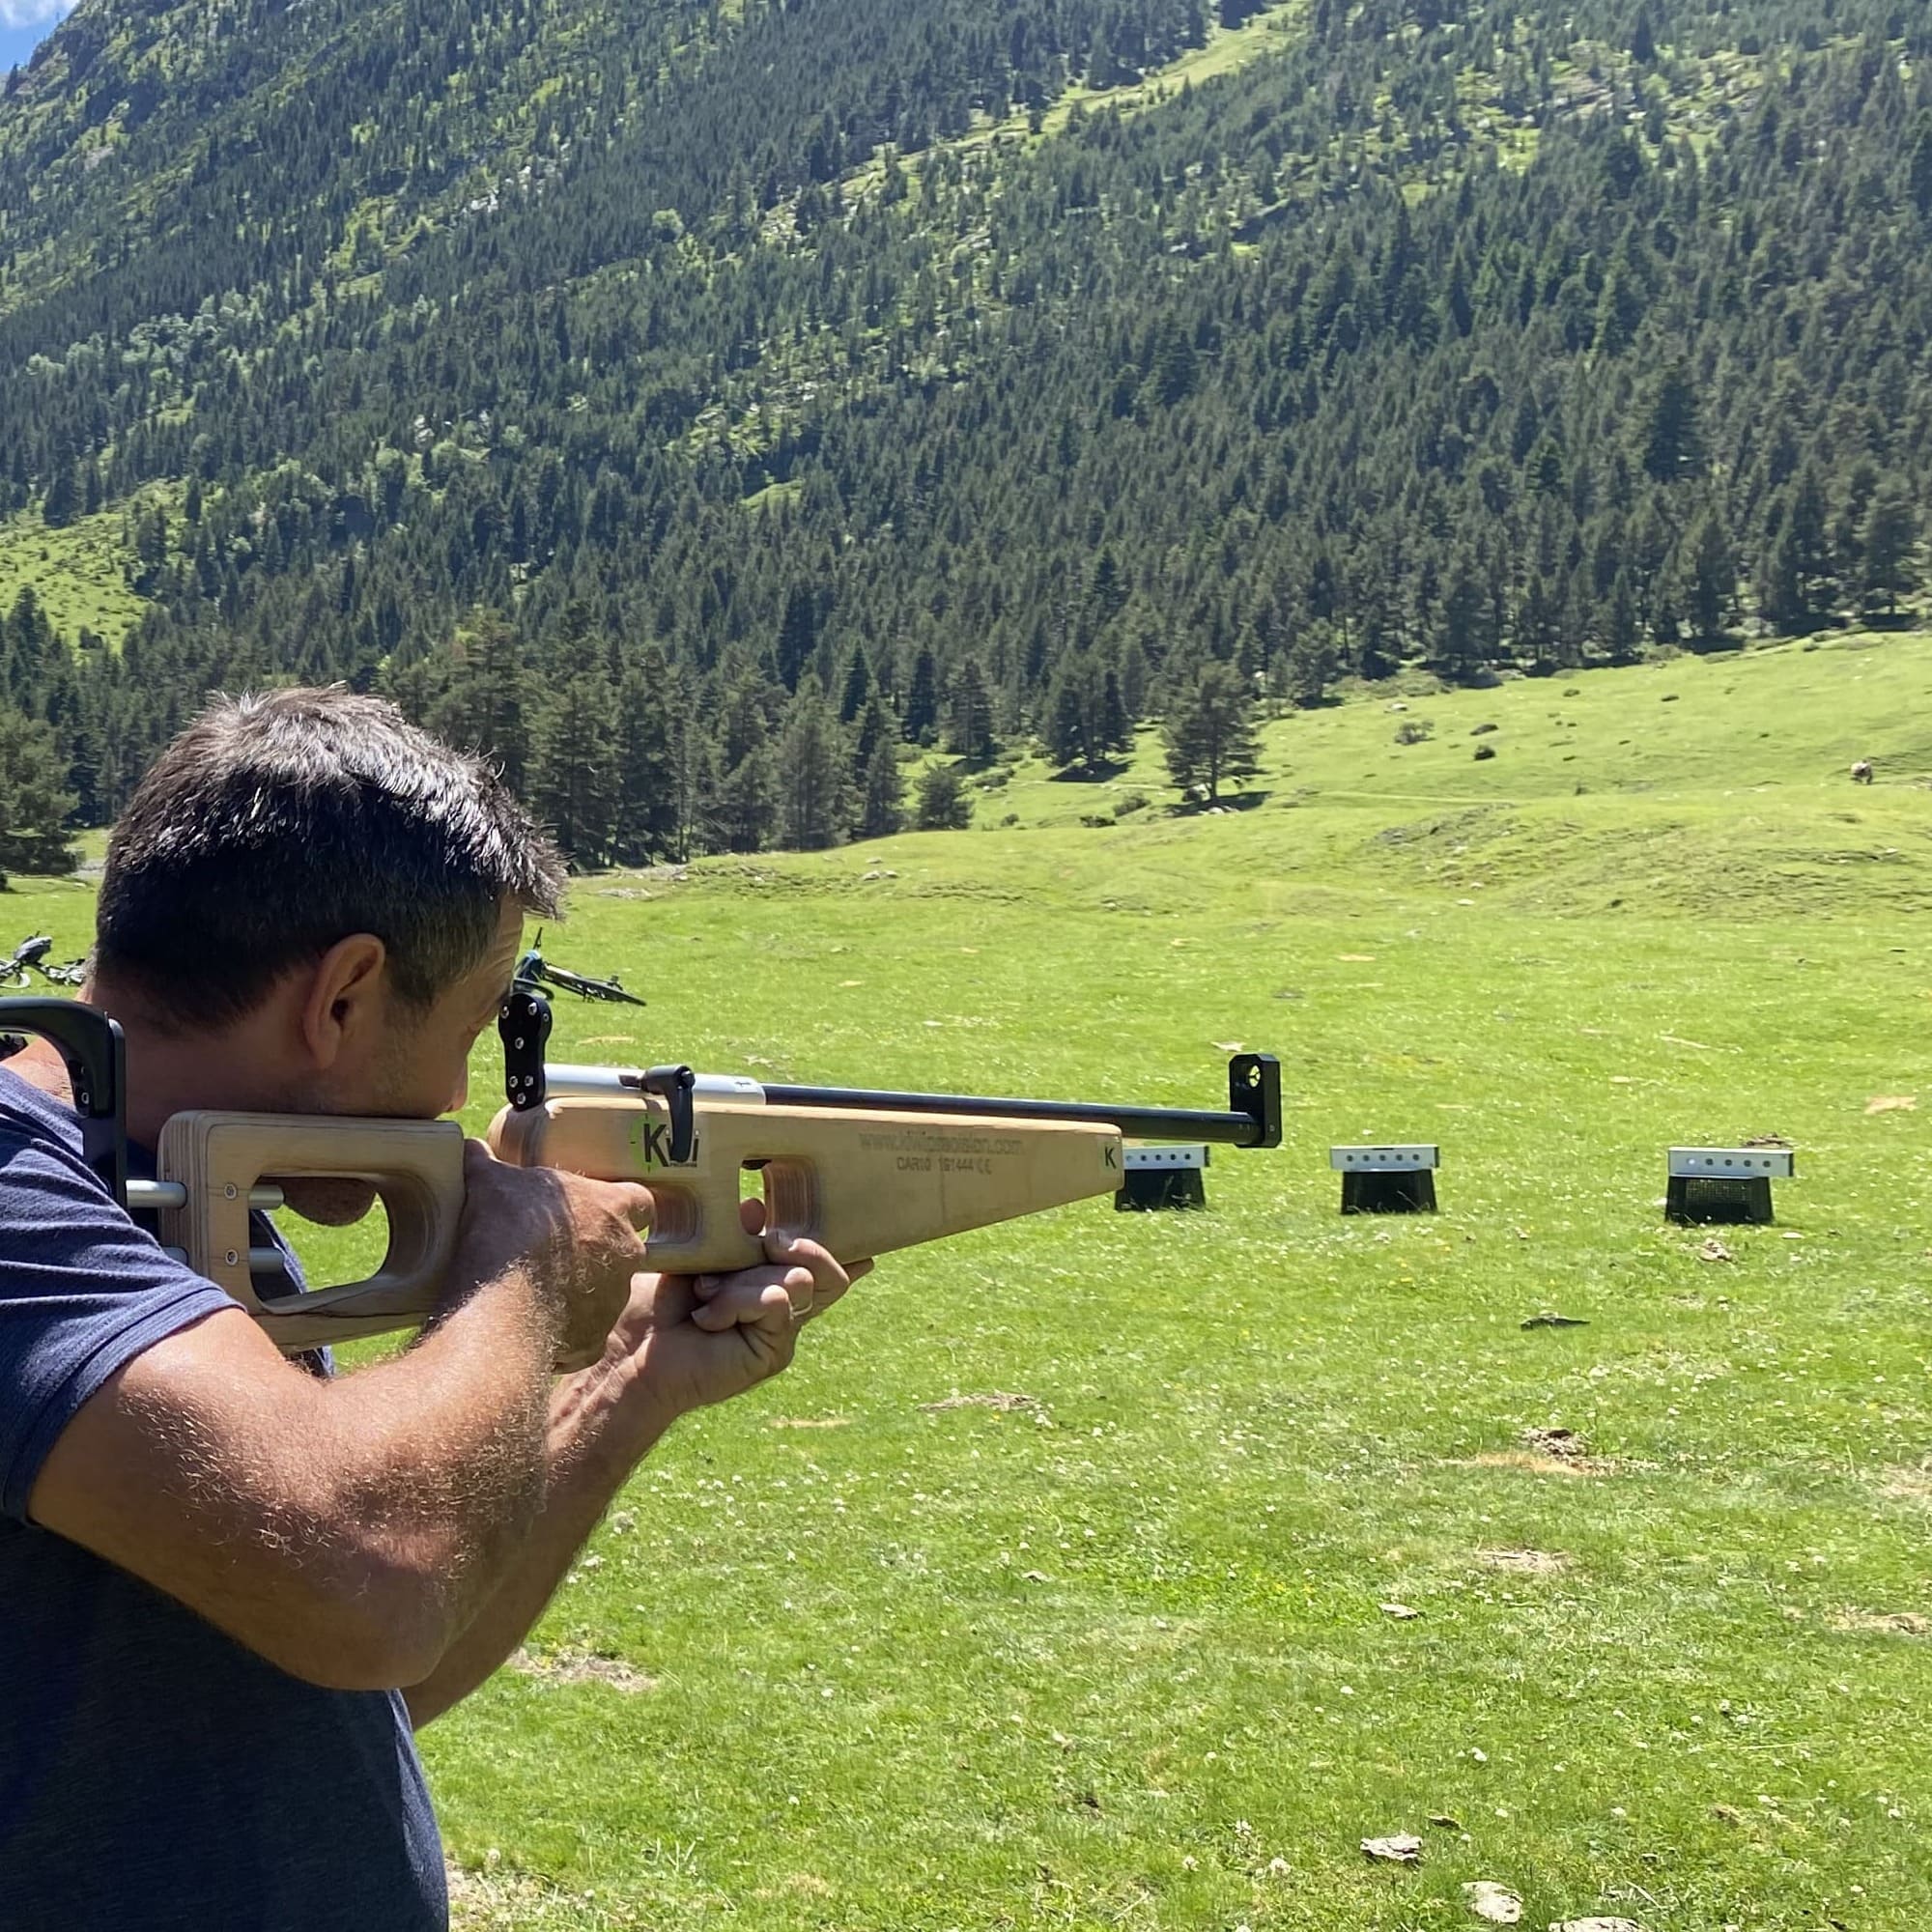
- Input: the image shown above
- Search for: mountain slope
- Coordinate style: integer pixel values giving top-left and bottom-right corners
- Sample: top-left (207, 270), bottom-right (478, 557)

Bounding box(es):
top-left (1, 0), bottom-right (1930, 866)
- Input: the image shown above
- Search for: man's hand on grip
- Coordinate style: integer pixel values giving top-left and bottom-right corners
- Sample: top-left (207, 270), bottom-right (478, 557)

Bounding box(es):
top-left (587, 1199), bottom-right (869, 1432)
top-left (454, 1142), bottom-right (653, 1369)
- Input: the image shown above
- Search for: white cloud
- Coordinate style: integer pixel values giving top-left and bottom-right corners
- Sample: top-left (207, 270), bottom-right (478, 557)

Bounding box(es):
top-left (0, 0), bottom-right (73, 30)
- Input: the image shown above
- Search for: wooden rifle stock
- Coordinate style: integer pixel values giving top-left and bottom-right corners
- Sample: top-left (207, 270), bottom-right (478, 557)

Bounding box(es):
top-left (147, 1097), bottom-right (1128, 1352)
top-left (0, 995), bottom-right (1279, 1355)
top-left (146, 1099), bottom-right (1124, 1351)
top-left (154, 1113), bottom-right (466, 1351)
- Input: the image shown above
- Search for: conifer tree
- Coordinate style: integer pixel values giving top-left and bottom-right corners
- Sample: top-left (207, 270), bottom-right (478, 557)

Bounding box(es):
top-left (1683, 506), bottom-right (1738, 643)
top-left (777, 676), bottom-right (853, 850)
top-left (712, 666), bottom-right (781, 851)
top-left (430, 610), bottom-right (527, 791)
top-left (858, 734), bottom-right (903, 840)
top-left (1161, 661), bottom-right (1262, 805)
top-left (914, 761), bottom-right (971, 832)
top-left (850, 693), bottom-right (896, 783)
top-left (1641, 363), bottom-right (1705, 483)
top-left (529, 670), bottom-right (616, 867)
top-left (838, 642), bottom-right (874, 724)
top-left (1605, 571), bottom-right (1641, 663)
top-left (776, 587), bottom-right (818, 690)
top-left (1044, 669), bottom-right (1086, 770)
top-left (0, 706), bottom-right (77, 883)
top-left (1912, 112), bottom-right (1932, 219)
top-left (1118, 635), bottom-right (1151, 721)
top-left (1761, 467), bottom-right (1834, 632)
top-left (40, 463), bottom-right (79, 530)
top-left (714, 745), bottom-right (778, 853)
top-left (944, 656), bottom-right (997, 764)
top-left (611, 656), bottom-right (690, 864)
top-left (1861, 484), bottom-right (1919, 616)
top-left (1435, 553), bottom-right (1490, 679)
top-left (1096, 664), bottom-right (1130, 753)
top-left (1286, 623), bottom-right (1337, 706)
top-left (903, 645), bottom-right (941, 744)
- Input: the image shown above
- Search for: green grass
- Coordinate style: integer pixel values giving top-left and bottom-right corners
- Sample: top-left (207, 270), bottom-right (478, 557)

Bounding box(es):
top-left (5, 632), bottom-right (1931, 1929)
top-left (0, 508), bottom-right (150, 645)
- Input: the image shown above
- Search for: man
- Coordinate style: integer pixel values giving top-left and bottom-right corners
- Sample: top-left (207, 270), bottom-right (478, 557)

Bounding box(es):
top-left (0, 687), bottom-right (865, 1928)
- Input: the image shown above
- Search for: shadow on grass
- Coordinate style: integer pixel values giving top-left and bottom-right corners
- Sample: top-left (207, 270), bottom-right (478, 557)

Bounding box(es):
top-left (1047, 757), bottom-right (1131, 783)
top-left (1172, 788), bottom-right (1272, 814)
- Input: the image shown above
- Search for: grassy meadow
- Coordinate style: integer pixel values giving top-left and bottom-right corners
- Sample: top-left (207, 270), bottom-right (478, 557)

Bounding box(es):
top-left (5, 632), bottom-right (1931, 1929)
top-left (0, 507), bottom-right (149, 645)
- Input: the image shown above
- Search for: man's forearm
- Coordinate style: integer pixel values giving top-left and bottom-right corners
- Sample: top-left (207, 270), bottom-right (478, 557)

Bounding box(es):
top-left (404, 1356), bottom-right (671, 1726)
top-left (29, 1256), bottom-right (569, 1691)
top-left (327, 1260), bottom-right (568, 1659)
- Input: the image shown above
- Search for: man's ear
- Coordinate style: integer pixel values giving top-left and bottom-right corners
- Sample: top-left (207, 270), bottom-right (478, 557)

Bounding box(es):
top-left (296, 933), bottom-right (390, 1070)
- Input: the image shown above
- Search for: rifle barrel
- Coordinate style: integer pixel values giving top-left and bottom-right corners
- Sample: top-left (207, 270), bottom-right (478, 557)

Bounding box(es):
top-left (760, 1083), bottom-right (1269, 1147)
top-left (541, 1063), bottom-right (1276, 1149)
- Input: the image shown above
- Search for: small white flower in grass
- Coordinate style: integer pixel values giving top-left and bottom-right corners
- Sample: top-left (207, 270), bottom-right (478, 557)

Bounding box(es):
top-left (1469, 1747), bottom-right (1488, 1763)
top-left (1180, 1855), bottom-right (1197, 1872)
top-left (1235, 1819), bottom-right (1252, 1836)
top-left (1267, 1857), bottom-right (1290, 1877)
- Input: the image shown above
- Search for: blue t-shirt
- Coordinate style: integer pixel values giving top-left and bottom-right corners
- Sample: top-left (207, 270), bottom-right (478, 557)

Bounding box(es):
top-left (0, 1067), bottom-right (447, 1929)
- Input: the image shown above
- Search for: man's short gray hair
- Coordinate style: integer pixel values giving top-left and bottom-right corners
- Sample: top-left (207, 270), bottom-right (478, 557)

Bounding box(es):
top-left (96, 687), bottom-right (566, 1030)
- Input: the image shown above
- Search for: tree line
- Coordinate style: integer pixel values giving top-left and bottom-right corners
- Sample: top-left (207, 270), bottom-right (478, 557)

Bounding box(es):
top-left (1, 0), bottom-right (1930, 869)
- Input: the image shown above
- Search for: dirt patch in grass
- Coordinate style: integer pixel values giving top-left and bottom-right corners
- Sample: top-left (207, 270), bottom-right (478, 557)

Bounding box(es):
top-left (447, 1864), bottom-right (610, 1929)
top-left (510, 1646), bottom-right (657, 1692)
top-left (920, 1390), bottom-right (1047, 1415)
top-left (1831, 1609), bottom-right (1932, 1638)
top-left (768, 1415), bottom-right (853, 1430)
top-left (753, 1873), bottom-right (837, 1902)
top-left (1476, 1548), bottom-right (1572, 1576)
top-left (1445, 1428), bottom-right (1627, 1478)
top-left (1878, 1463), bottom-right (1932, 1505)
top-left (1456, 1450), bottom-right (1594, 1477)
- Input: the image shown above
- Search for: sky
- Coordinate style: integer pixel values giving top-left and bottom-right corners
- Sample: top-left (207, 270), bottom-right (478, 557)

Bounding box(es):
top-left (0, 0), bottom-right (72, 77)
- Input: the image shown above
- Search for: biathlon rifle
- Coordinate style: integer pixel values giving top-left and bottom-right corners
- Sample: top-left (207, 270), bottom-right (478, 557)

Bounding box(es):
top-left (4, 934), bottom-right (86, 989)
top-left (0, 993), bottom-right (1280, 1354)
top-left (513, 933), bottom-right (647, 1008)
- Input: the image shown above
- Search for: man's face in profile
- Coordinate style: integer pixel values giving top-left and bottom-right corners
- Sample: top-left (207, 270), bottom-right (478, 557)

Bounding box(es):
top-left (277, 901), bottom-right (526, 1227)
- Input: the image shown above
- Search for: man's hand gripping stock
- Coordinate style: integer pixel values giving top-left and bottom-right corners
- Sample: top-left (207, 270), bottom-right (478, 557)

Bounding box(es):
top-left (454, 1139), bottom-right (868, 1424)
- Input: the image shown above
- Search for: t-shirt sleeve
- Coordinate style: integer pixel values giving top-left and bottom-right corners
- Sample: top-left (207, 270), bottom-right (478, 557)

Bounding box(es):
top-left (0, 1122), bottom-right (238, 1522)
